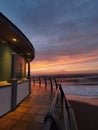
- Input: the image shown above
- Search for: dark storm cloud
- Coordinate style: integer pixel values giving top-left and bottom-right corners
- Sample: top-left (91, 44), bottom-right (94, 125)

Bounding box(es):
top-left (0, 0), bottom-right (98, 62)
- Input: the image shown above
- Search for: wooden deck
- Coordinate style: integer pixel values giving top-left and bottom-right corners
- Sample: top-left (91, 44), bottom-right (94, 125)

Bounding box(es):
top-left (0, 83), bottom-right (52, 130)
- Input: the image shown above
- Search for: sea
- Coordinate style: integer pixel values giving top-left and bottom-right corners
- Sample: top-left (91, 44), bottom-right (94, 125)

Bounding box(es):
top-left (58, 76), bottom-right (98, 98)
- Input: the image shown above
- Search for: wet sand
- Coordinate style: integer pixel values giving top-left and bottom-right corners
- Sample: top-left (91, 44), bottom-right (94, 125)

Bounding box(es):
top-left (66, 95), bottom-right (98, 130)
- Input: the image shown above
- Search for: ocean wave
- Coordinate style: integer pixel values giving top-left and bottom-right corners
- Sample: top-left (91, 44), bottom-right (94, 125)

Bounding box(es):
top-left (62, 83), bottom-right (98, 97)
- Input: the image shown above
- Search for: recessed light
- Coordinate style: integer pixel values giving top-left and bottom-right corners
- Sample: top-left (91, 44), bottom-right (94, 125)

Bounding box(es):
top-left (27, 52), bottom-right (31, 55)
top-left (12, 38), bottom-right (17, 42)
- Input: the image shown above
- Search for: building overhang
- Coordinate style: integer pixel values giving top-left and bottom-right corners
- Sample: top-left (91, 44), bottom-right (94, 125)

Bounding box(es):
top-left (0, 12), bottom-right (35, 62)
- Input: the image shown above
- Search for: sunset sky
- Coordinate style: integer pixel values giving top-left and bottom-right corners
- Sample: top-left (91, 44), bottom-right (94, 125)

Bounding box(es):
top-left (0, 0), bottom-right (98, 75)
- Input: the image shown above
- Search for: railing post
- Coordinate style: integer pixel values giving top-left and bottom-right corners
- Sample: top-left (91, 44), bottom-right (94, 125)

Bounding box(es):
top-left (44, 77), bottom-right (47, 88)
top-left (33, 77), bottom-right (35, 85)
top-left (59, 84), bottom-right (64, 105)
top-left (49, 78), bottom-right (53, 92)
top-left (39, 77), bottom-right (41, 86)
top-left (54, 78), bottom-right (58, 89)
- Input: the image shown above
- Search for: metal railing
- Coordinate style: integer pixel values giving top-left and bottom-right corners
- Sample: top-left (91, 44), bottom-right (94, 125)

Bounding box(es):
top-left (59, 83), bottom-right (78, 130)
top-left (43, 85), bottom-right (60, 130)
top-left (32, 77), bottom-right (78, 130)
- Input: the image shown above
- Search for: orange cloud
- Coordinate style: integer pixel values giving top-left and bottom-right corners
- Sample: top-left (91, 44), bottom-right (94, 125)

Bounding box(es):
top-left (30, 51), bottom-right (98, 75)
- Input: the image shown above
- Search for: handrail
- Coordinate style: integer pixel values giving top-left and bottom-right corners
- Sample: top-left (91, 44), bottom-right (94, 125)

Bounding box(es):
top-left (62, 97), bottom-right (70, 130)
top-left (49, 86), bottom-right (59, 113)
top-left (44, 84), bottom-right (60, 130)
top-left (59, 83), bottom-right (78, 130)
top-left (32, 77), bottom-right (78, 130)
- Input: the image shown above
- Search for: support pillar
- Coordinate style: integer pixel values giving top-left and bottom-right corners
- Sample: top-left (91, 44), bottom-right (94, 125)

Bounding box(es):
top-left (9, 53), bottom-right (18, 110)
top-left (10, 53), bottom-right (16, 79)
top-left (11, 79), bottom-right (17, 110)
top-left (27, 62), bottom-right (30, 79)
top-left (27, 62), bottom-right (31, 94)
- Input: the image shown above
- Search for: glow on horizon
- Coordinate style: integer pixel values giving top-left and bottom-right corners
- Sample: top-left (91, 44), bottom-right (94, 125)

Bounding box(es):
top-left (30, 51), bottom-right (98, 75)
top-left (30, 63), bottom-right (98, 75)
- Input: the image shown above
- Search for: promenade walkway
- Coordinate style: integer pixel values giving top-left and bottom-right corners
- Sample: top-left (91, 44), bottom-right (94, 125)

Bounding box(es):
top-left (0, 82), bottom-right (52, 130)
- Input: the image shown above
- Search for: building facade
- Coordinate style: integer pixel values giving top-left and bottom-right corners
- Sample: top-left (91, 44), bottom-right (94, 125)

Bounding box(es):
top-left (0, 12), bottom-right (35, 117)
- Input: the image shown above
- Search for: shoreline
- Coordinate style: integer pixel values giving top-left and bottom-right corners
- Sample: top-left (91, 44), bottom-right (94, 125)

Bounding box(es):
top-left (67, 95), bottom-right (98, 130)
top-left (66, 94), bottom-right (98, 106)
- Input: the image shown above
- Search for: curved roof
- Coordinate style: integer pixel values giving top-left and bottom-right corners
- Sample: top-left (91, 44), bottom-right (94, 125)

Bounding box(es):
top-left (0, 12), bottom-right (35, 62)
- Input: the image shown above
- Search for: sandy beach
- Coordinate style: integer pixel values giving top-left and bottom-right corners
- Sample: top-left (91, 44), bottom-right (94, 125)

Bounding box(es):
top-left (67, 95), bottom-right (98, 130)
